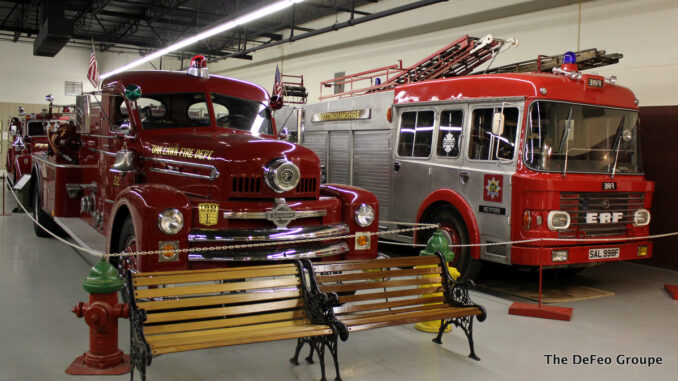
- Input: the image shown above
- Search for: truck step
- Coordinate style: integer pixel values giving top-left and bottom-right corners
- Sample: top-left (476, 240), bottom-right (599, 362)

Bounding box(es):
top-left (54, 217), bottom-right (105, 254)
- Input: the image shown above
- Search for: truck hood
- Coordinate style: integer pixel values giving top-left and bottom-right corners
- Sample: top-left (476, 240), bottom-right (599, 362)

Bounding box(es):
top-left (142, 132), bottom-right (320, 199)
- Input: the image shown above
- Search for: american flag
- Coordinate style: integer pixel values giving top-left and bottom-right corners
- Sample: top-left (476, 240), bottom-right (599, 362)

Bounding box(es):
top-left (87, 43), bottom-right (100, 89)
top-left (273, 65), bottom-right (283, 100)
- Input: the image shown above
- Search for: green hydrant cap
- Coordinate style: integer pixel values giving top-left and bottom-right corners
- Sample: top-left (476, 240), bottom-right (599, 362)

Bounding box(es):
top-left (82, 260), bottom-right (124, 294)
top-left (420, 229), bottom-right (455, 263)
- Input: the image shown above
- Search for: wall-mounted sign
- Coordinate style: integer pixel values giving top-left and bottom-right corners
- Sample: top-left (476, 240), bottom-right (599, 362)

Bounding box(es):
top-left (312, 109), bottom-right (371, 122)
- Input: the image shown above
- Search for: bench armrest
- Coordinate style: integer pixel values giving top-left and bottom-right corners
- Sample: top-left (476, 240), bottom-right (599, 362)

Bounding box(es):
top-left (434, 253), bottom-right (487, 322)
top-left (301, 260), bottom-right (349, 341)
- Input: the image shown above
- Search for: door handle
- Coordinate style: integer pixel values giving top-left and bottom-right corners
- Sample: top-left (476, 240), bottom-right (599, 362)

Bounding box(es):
top-left (459, 171), bottom-right (470, 185)
top-left (394, 161), bottom-right (401, 173)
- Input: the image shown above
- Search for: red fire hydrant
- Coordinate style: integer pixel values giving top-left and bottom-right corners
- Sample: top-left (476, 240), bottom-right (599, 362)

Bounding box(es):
top-left (66, 260), bottom-right (131, 375)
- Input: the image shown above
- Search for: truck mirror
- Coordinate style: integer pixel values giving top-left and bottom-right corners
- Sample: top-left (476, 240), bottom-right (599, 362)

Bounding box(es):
top-left (278, 127), bottom-right (290, 141)
top-left (124, 84), bottom-right (142, 101)
top-left (75, 95), bottom-right (91, 133)
top-left (269, 95), bottom-right (283, 110)
top-left (491, 112), bottom-right (505, 136)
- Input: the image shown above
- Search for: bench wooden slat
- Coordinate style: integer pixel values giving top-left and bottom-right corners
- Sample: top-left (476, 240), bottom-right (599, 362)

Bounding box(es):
top-left (337, 303), bottom-right (446, 321)
top-left (337, 286), bottom-right (442, 304)
top-left (144, 310), bottom-right (304, 335)
top-left (146, 319), bottom-right (315, 344)
top-left (132, 263), bottom-right (296, 279)
top-left (135, 277), bottom-right (300, 299)
top-left (144, 298), bottom-right (303, 324)
top-left (136, 289), bottom-right (301, 311)
top-left (333, 295), bottom-right (446, 315)
top-left (342, 306), bottom-right (483, 332)
top-left (133, 266), bottom-right (300, 286)
top-left (150, 325), bottom-right (333, 356)
top-left (313, 256), bottom-right (439, 272)
top-left (319, 276), bottom-right (442, 294)
top-left (315, 266), bottom-right (440, 283)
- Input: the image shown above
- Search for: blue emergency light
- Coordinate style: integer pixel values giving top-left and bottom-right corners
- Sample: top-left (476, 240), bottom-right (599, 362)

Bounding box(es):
top-left (563, 51), bottom-right (577, 64)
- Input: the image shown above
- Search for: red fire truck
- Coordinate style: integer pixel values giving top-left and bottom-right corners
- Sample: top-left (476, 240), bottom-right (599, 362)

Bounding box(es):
top-left (277, 35), bottom-right (653, 279)
top-left (6, 100), bottom-right (73, 187)
top-left (27, 56), bottom-right (378, 273)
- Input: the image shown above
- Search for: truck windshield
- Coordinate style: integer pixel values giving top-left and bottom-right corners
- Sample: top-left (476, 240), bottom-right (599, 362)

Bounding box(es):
top-left (211, 93), bottom-right (273, 136)
top-left (523, 101), bottom-right (641, 174)
top-left (27, 121), bottom-right (46, 136)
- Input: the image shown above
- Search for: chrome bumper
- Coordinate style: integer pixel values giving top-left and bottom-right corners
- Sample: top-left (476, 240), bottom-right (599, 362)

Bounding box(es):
top-left (187, 224), bottom-right (350, 243)
top-left (188, 242), bottom-right (349, 261)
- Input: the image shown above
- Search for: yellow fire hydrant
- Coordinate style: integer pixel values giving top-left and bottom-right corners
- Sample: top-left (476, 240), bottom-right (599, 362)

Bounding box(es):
top-left (415, 230), bottom-right (460, 333)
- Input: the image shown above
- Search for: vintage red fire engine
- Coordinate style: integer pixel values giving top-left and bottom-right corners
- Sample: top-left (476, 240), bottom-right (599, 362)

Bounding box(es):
top-left (6, 100), bottom-right (73, 187)
top-left (278, 36), bottom-right (653, 279)
top-left (27, 56), bottom-right (378, 272)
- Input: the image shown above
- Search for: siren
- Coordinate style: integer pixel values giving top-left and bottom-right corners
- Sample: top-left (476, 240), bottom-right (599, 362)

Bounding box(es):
top-left (187, 55), bottom-right (209, 78)
top-left (561, 51), bottom-right (578, 72)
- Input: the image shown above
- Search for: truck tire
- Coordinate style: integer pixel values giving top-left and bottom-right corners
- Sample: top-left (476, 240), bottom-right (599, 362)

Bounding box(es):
top-left (117, 217), bottom-right (139, 303)
top-left (422, 205), bottom-right (482, 280)
top-left (32, 185), bottom-right (53, 238)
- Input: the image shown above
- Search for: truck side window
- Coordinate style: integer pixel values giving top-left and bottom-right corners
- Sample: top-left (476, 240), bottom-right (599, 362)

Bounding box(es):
top-left (436, 110), bottom-right (463, 158)
top-left (468, 106), bottom-right (519, 160)
top-left (397, 110), bottom-right (434, 158)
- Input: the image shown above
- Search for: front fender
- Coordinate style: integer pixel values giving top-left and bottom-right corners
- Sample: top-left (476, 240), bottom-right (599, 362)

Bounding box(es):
top-left (107, 184), bottom-right (192, 256)
top-left (320, 183), bottom-right (379, 232)
top-left (416, 189), bottom-right (481, 260)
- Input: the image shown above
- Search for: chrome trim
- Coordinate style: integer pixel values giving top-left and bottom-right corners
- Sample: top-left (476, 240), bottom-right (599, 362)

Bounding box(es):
top-left (89, 148), bottom-right (117, 157)
top-left (188, 223), bottom-right (349, 243)
top-left (82, 133), bottom-right (117, 140)
top-left (188, 242), bottom-right (349, 261)
top-left (149, 167), bottom-right (214, 181)
top-left (104, 199), bottom-right (114, 205)
top-left (145, 156), bottom-right (220, 180)
top-left (223, 209), bottom-right (327, 219)
top-left (31, 154), bottom-right (98, 169)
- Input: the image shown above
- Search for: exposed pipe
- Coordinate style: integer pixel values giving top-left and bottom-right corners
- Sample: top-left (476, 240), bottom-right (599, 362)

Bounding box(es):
top-left (212, 0), bottom-right (448, 62)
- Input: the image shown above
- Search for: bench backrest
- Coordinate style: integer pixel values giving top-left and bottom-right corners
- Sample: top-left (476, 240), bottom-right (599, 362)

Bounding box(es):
top-left (309, 255), bottom-right (451, 322)
top-left (131, 262), bottom-right (312, 338)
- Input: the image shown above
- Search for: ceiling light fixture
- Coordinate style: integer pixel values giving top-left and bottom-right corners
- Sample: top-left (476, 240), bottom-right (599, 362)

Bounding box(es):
top-left (100, 0), bottom-right (305, 80)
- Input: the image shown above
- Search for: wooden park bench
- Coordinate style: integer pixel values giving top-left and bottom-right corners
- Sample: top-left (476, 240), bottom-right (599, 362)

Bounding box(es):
top-left (125, 262), bottom-right (346, 381)
top-left (296, 253), bottom-right (487, 364)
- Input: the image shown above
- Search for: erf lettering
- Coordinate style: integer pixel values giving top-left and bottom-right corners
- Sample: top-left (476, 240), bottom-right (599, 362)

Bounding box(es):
top-left (573, 355), bottom-right (612, 364)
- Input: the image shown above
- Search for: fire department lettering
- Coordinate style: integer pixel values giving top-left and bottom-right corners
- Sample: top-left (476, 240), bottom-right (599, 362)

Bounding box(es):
top-left (586, 212), bottom-right (623, 224)
top-left (151, 145), bottom-right (214, 161)
top-left (198, 203), bottom-right (219, 226)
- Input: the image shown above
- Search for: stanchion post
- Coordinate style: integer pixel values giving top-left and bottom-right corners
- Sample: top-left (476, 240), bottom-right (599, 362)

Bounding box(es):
top-left (1, 171), bottom-right (12, 217)
top-left (508, 242), bottom-right (573, 321)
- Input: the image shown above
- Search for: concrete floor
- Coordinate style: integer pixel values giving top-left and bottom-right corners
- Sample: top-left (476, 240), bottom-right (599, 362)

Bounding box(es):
top-left (1, 193), bottom-right (678, 381)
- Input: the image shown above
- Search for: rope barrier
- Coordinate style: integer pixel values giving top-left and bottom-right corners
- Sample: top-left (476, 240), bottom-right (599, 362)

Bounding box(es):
top-left (9, 186), bottom-right (678, 260)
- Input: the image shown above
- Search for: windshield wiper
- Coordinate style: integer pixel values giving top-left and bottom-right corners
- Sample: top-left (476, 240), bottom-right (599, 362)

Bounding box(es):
top-left (560, 106), bottom-right (574, 177)
top-left (610, 115), bottom-right (626, 179)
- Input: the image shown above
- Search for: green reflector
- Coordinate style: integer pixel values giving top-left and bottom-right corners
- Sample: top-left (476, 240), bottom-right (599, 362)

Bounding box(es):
top-left (124, 84), bottom-right (142, 101)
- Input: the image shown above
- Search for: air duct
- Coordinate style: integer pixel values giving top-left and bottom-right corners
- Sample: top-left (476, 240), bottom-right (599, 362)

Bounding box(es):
top-left (33, 0), bottom-right (72, 57)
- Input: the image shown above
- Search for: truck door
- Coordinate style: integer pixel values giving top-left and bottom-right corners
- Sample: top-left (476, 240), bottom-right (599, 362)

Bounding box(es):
top-left (391, 108), bottom-right (435, 229)
top-left (460, 102), bottom-right (522, 264)
top-left (428, 106), bottom-right (466, 206)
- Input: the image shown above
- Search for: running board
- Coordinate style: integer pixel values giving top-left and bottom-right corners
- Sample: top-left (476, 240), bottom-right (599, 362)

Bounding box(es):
top-left (54, 217), bottom-right (106, 254)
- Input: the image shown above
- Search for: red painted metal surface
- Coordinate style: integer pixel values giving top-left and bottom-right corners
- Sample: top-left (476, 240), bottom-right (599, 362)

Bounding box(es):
top-left (665, 285), bottom-right (678, 300)
top-left (509, 302), bottom-right (573, 321)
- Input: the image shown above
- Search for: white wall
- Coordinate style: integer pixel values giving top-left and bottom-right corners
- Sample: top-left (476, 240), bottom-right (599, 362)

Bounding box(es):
top-left (0, 0), bottom-right (675, 106)
top-left (209, 0), bottom-right (678, 107)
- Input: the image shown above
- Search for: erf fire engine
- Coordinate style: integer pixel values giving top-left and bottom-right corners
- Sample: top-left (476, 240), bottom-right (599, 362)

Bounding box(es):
top-left (277, 35), bottom-right (653, 279)
top-left (26, 56), bottom-right (378, 273)
top-left (6, 99), bottom-right (73, 187)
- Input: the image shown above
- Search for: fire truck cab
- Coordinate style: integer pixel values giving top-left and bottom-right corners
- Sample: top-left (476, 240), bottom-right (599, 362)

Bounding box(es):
top-left (29, 57), bottom-right (378, 273)
top-left (283, 48), bottom-right (653, 279)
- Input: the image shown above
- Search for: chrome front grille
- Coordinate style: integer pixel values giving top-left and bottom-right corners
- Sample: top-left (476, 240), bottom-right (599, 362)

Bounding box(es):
top-left (559, 192), bottom-right (644, 238)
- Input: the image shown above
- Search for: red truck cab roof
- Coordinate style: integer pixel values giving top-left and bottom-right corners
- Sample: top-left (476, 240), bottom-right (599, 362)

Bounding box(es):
top-left (393, 72), bottom-right (638, 110)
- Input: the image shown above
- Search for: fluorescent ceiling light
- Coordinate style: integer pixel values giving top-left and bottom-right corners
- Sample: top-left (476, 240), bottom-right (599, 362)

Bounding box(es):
top-left (100, 0), bottom-right (305, 80)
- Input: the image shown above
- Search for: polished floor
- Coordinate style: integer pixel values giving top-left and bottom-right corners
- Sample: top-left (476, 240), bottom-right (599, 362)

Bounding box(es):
top-left (1, 193), bottom-right (677, 381)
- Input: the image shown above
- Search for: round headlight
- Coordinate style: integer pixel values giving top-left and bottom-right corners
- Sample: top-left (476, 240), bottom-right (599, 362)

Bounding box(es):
top-left (634, 208), bottom-right (651, 226)
top-left (158, 208), bottom-right (184, 235)
top-left (264, 158), bottom-right (300, 193)
top-left (354, 204), bottom-right (375, 227)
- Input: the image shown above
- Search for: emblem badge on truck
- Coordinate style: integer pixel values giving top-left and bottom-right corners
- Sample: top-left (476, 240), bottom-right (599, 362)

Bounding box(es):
top-left (267, 199), bottom-right (298, 229)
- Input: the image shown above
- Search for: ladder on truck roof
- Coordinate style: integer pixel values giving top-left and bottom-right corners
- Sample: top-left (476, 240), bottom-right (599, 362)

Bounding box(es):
top-left (281, 74), bottom-right (308, 105)
top-left (480, 48), bottom-right (623, 74)
top-left (319, 34), bottom-right (516, 100)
